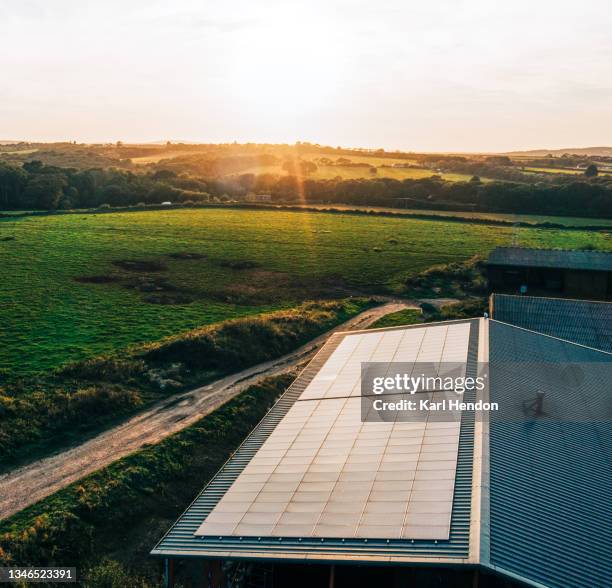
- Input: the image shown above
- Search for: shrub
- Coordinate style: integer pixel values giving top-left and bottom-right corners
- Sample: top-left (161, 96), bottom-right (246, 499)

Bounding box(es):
top-left (405, 255), bottom-right (486, 298)
top-left (426, 298), bottom-right (487, 321)
top-left (84, 560), bottom-right (138, 588)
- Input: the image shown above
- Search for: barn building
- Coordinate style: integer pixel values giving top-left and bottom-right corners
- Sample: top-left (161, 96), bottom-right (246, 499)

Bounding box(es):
top-left (152, 317), bottom-right (611, 588)
top-left (487, 247), bottom-right (612, 300)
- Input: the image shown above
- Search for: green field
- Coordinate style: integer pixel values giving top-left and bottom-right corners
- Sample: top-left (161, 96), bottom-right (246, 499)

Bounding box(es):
top-left (217, 150), bottom-right (479, 182)
top-left (1, 208), bottom-right (609, 376)
top-left (524, 166), bottom-right (612, 177)
top-left (230, 162), bottom-right (478, 182)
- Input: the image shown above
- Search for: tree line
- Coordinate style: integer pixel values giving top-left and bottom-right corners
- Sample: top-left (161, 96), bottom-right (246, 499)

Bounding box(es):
top-left (1, 160), bottom-right (611, 218)
top-left (0, 162), bottom-right (210, 210)
top-left (216, 174), bottom-right (612, 218)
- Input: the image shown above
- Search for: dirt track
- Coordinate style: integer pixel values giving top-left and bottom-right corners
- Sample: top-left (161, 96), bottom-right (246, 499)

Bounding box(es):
top-left (0, 300), bottom-right (413, 521)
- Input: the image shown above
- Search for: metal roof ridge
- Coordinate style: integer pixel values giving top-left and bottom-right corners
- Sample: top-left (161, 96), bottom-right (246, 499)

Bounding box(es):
top-left (470, 318), bottom-right (488, 566)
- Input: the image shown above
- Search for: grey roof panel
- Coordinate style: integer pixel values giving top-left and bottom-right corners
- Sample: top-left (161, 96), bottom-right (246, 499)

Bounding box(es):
top-left (491, 294), bottom-right (612, 353)
top-left (488, 247), bottom-right (612, 272)
top-left (487, 320), bottom-right (612, 588)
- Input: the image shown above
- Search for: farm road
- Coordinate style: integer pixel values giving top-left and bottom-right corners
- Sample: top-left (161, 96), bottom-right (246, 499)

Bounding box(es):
top-left (0, 299), bottom-right (415, 521)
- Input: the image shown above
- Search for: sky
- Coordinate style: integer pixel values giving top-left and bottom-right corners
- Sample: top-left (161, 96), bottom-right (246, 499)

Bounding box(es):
top-left (2, 0), bottom-right (612, 152)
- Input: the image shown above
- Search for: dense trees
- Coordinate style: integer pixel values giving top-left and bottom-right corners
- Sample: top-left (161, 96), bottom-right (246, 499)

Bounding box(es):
top-left (0, 158), bottom-right (611, 219)
top-left (0, 163), bottom-right (27, 209)
top-left (22, 174), bottom-right (66, 209)
top-left (0, 162), bottom-right (210, 211)
top-left (261, 176), bottom-right (612, 218)
top-left (282, 159), bottom-right (317, 176)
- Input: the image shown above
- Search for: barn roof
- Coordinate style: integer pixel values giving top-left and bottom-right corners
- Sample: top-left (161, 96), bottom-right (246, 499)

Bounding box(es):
top-left (486, 321), bottom-right (612, 588)
top-left (487, 247), bottom-right (612, 272)
top-left (491, 294), bottom-right (612, 353)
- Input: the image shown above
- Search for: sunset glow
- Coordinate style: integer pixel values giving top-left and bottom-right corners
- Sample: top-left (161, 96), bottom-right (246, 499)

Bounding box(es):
top-left (2, 0), bottom-right (612, 151)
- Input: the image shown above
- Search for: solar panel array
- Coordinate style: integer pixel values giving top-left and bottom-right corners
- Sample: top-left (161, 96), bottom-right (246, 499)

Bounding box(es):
top-left (300, 323), bottom-right (471, 400)
top-left (196, 323), bottom-right (471, 540)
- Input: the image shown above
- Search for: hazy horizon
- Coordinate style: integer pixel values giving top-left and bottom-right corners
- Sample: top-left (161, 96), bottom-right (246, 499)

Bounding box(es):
top-left (3, 0), bottom-right (612, 152)
top-left (3, 138), bottom-right (612, 156)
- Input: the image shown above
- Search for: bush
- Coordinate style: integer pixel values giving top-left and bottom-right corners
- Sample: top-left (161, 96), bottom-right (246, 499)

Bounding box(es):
top-left (425, 298), bottom-right (487, 321)
top-left (404, 255), bottom-right (486, 298)
top-left (84, 559), bottom-right (153, 588)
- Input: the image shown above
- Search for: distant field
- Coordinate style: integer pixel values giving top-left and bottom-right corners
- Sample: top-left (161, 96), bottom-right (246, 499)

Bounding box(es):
top-left (131, 148), bottom-right (482, 182)
top-left (309, 165), bottom-right (479, 182)
top-left (523, 166), bottom-right (581, 175)
top-left (523, 166), bottom-right (612, 177)
top-left (229, 163), bottom-right (479, 182)
top-left (1, 208), bottom-right (608, 376)
top-left (131, 149), bottom-right (211, 164)
top-left (0, 148), bottom-right (38, 155)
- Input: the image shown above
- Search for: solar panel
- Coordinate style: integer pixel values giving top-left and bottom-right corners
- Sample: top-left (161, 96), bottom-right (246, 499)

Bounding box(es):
top-left (195, 323), bottom-right (469, 541)
top-left (299, 323), bottom-right (471, 401)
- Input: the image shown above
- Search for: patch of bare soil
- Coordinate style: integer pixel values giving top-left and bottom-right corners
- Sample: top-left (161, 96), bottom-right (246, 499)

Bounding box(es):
top-left (143, 293), bottom-right (195, 305)
top-left (209, 270), bottom-right (355, 305)
top-left (112, 260), bottom-right (167, 272)
top-left (216, 259), bottom-right (260, 270)
top-left (167, 252), bottom-right (206, 260)
top-left (123, 276), bottom-right (177, 293)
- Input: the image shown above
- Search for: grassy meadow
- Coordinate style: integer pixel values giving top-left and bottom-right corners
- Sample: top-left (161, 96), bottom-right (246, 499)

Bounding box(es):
top-left (130, 147), bottom-right (480, 182)
top-left (233, 162), bottom-right (478, 182)
top-left (1, 207), bottom-right (609, 377)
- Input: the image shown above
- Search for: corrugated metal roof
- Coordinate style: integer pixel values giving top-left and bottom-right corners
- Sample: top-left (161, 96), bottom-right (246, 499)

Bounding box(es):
top-left (151, 319), bottom-right (480, 563)
top-left (491, 294), bottom-right (612, 353)
top-left (487, 247), bottom-right (612, 272)
top-left (486, 320), bottom-right (612, 588)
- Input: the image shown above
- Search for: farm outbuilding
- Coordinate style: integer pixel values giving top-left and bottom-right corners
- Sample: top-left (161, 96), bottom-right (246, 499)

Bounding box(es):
top-left (487, 247), bottom-right (612, 300)
top-left (152, 317), bottom-right (611, 588)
